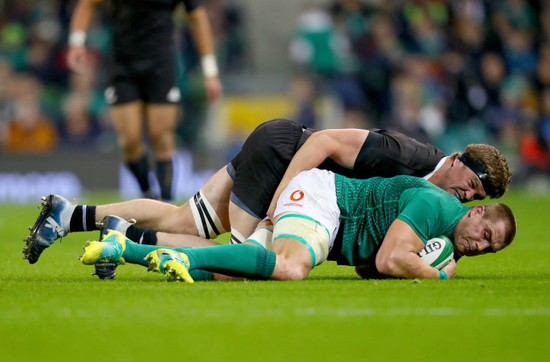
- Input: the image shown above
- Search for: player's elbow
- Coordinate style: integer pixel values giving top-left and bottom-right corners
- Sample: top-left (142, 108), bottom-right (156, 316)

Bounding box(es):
top-left (375, 252), bottom-right (402, 276)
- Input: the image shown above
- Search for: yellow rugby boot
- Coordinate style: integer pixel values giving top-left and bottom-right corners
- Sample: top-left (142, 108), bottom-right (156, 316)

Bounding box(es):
top-left (146, 249), bottom-right (194, 283)
top-left (80, 230), bottom-right (127, 265)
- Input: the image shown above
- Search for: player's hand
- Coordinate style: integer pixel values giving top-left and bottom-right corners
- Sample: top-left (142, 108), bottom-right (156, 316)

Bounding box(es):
top-left (204, 75), bottom-right (223, 104)
top-left (67, 46), bottom-right (89, 73)
top-left (441, 258), bottom-right (457, 279)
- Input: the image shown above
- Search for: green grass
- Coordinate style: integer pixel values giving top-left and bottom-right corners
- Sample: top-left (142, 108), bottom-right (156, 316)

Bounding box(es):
top-left (1, 190), bottom-right (549, 362)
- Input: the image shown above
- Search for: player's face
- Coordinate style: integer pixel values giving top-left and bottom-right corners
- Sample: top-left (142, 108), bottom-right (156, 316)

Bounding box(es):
top-left (441, 159), bottom-right (487, 202)
top-left (453, 206), bottom-right (506, 256)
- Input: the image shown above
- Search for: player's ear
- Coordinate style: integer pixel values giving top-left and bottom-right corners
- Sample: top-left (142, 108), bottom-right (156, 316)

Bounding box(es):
top-left (469, 205), bottom-right (486, 217)
top-left (452, 157), bottom-right (461, 167)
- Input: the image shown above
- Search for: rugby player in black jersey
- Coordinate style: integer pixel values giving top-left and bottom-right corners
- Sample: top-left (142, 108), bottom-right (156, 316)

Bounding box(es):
top-left (24, 119), bottom-right (512, 281)
top-left (67, 0), bottom-right (222, 201)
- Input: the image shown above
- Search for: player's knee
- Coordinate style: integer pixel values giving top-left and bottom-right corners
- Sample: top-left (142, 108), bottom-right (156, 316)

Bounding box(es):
top-left (273, 255), bottom-right (310, 281)
top-left (150, 130), bottom-right (173, 147)
top-left (118, 134), bottom-right (142, 155)
top-left (285, 264), bottom-right (310, 280)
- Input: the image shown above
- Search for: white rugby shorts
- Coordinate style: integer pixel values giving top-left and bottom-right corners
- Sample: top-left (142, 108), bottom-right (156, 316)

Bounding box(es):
top-left (274, 168), bottom-right (341, 249)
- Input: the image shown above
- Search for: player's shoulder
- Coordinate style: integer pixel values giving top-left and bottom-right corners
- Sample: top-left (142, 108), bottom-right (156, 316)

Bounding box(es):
top-left (397, 177), bottom-right (451, 203)
top-left (388, 175), bottom-right (435, 189)
top-left (404, 184), bottom-right (462, 212)
top-left (367, 129), bottom-right (445, 155)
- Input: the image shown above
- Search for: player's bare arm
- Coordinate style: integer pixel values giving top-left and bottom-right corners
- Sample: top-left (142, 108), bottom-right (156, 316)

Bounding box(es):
top-left (375, 219), bottom-right (456, 279)
top-left (187, 6), bottom-right (222, 103)
top-left (267, 129), bottom-right (369, 219)
top-left (67, 0), bottom-right (103, 73)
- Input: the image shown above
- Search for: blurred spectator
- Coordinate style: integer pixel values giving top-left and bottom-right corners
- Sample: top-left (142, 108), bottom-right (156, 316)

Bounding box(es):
top-left (501, 28), bottom-right (537, 76)
top-left (540, 89), bottom-right (550, 153)
top-left (59, 58), bottom-right (107, 148)
top-left (289, 5), bottom-right (365, 128)
top-left (1, 73), bottom-right (58, 153)
top-left (288, 76), bottom-right (316, 127)
top-left (401, 0), bottom-right (449, 56)
top-left (0, 59), bottom-right (15, 119)
top-left (387, 55), bottom-right (446, 143)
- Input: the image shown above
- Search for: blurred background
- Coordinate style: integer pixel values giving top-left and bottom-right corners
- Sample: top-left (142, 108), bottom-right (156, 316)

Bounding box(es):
top-left (1, 0), bottom-right (549, 203)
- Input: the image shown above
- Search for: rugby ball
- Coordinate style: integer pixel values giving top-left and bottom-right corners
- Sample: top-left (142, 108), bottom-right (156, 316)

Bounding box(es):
top-left (418, 235), bottom-right (454, 270)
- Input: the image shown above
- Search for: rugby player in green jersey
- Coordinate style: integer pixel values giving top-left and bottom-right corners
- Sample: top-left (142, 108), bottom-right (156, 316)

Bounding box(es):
top-left (80, 169), bottom-right (516, 281)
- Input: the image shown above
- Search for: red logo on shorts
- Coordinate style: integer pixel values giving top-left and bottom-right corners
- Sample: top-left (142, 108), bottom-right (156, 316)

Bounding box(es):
top-left (290, 190), bottom-right (304, 201)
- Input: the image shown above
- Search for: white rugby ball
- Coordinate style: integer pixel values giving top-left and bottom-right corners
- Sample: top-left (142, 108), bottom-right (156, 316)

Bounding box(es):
top-left (418, 235), bottom-right (454, 270)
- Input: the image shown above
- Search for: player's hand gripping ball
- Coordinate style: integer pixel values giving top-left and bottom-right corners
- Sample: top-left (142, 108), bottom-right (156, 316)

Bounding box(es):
top-left (418, 235), bottom-right (454, 270)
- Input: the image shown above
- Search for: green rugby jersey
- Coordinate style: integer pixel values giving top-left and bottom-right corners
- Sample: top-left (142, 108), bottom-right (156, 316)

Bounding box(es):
top-left (331, 175), bottom-right (468, 266)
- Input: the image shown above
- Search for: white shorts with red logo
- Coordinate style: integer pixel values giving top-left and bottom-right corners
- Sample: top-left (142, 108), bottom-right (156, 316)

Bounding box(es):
top-left (274, 168), bottom-right (341, 248)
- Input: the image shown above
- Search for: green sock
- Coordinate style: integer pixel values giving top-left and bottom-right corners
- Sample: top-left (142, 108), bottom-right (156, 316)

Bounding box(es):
top-left (184, 244), bottom-right (277, 279)
top-left (122, 241), bottom-right (191, 267)
top-left (122, 241), bottom-right (275, 279)
top-left (122, 241), bottom-right (159, 266)
top-left (189, 269), bottom-right (214, 281)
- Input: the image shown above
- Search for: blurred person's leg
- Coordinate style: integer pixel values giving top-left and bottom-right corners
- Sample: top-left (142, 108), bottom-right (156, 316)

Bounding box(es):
top-left (110, 101), bottom-right (153, 197)
top-left (146, 103), bottom-right (177, 201)
top-left (139, 52), bottom-right (180, 201)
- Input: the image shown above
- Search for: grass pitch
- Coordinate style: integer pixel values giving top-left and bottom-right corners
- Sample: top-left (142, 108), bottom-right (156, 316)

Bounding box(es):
top-left (1, 190), bottom-right (549, 362)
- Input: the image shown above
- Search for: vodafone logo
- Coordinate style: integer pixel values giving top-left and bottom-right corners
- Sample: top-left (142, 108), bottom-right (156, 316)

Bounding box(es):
top-left (290, 190), bottom-right (304, 201)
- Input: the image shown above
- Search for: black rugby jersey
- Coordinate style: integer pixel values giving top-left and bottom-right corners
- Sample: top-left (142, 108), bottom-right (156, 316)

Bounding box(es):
top-left (316, 128), bottom-right (445, 179)
top-left (109, 0), bottom-right (201, 60)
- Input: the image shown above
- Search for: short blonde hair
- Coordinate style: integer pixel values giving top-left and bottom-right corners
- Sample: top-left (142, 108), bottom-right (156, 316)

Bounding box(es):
top-left (484, 203), bottom-right (516, 249)
top-left (464, 144), bottom-right (512, 198)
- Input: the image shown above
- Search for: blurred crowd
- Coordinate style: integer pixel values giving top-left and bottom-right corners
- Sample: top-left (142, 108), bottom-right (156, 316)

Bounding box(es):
top-left (0, 0), bottom-right (246, 152)
top-left (1, 0), bottom-right (550, 182)
top-left (289, 0), bottom-right (550, 181)
top-left (0, 1), bottom-right (109, 152)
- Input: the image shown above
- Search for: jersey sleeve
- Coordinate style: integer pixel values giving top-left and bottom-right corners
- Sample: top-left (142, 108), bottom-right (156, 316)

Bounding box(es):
top-left (396, 188), bottom-right (466, 243)
top-left (352, 129), bottom-right (446, 178)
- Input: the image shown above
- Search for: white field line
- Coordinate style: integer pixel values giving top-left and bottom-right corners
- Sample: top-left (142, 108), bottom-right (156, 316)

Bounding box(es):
top-left (3, 307), bottom-right (550, 320)
top-left (293, 307), bottom-right (550, 317)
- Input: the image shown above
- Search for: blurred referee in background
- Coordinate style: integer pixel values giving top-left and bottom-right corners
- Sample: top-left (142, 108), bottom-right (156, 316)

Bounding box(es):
top-left (67, 0), bottom-right (222, 201)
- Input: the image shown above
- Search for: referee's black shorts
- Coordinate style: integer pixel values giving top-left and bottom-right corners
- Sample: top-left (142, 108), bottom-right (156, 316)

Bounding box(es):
top-left (105, 54), bottom-right (180, 105)
top-left (227, 118), bottom-right (311, 219)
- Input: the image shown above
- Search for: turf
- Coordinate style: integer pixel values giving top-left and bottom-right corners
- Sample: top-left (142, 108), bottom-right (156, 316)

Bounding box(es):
top-left (1, 190), bottom-right (549, 362)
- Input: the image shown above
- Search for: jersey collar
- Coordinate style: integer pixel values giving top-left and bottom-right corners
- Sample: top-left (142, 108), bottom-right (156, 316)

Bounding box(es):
top-left (423, 157), bottom-right (447, 180)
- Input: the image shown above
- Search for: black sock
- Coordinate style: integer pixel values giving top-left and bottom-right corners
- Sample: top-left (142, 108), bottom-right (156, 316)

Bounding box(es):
top-left (156, 159), bottom-right (173, 201)
top-left (126, 225), bottom-right (158, 245)
top-left (127, 154), bottom-right (150, 193)
top-left (69, 205), bottom-right (97, 232)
